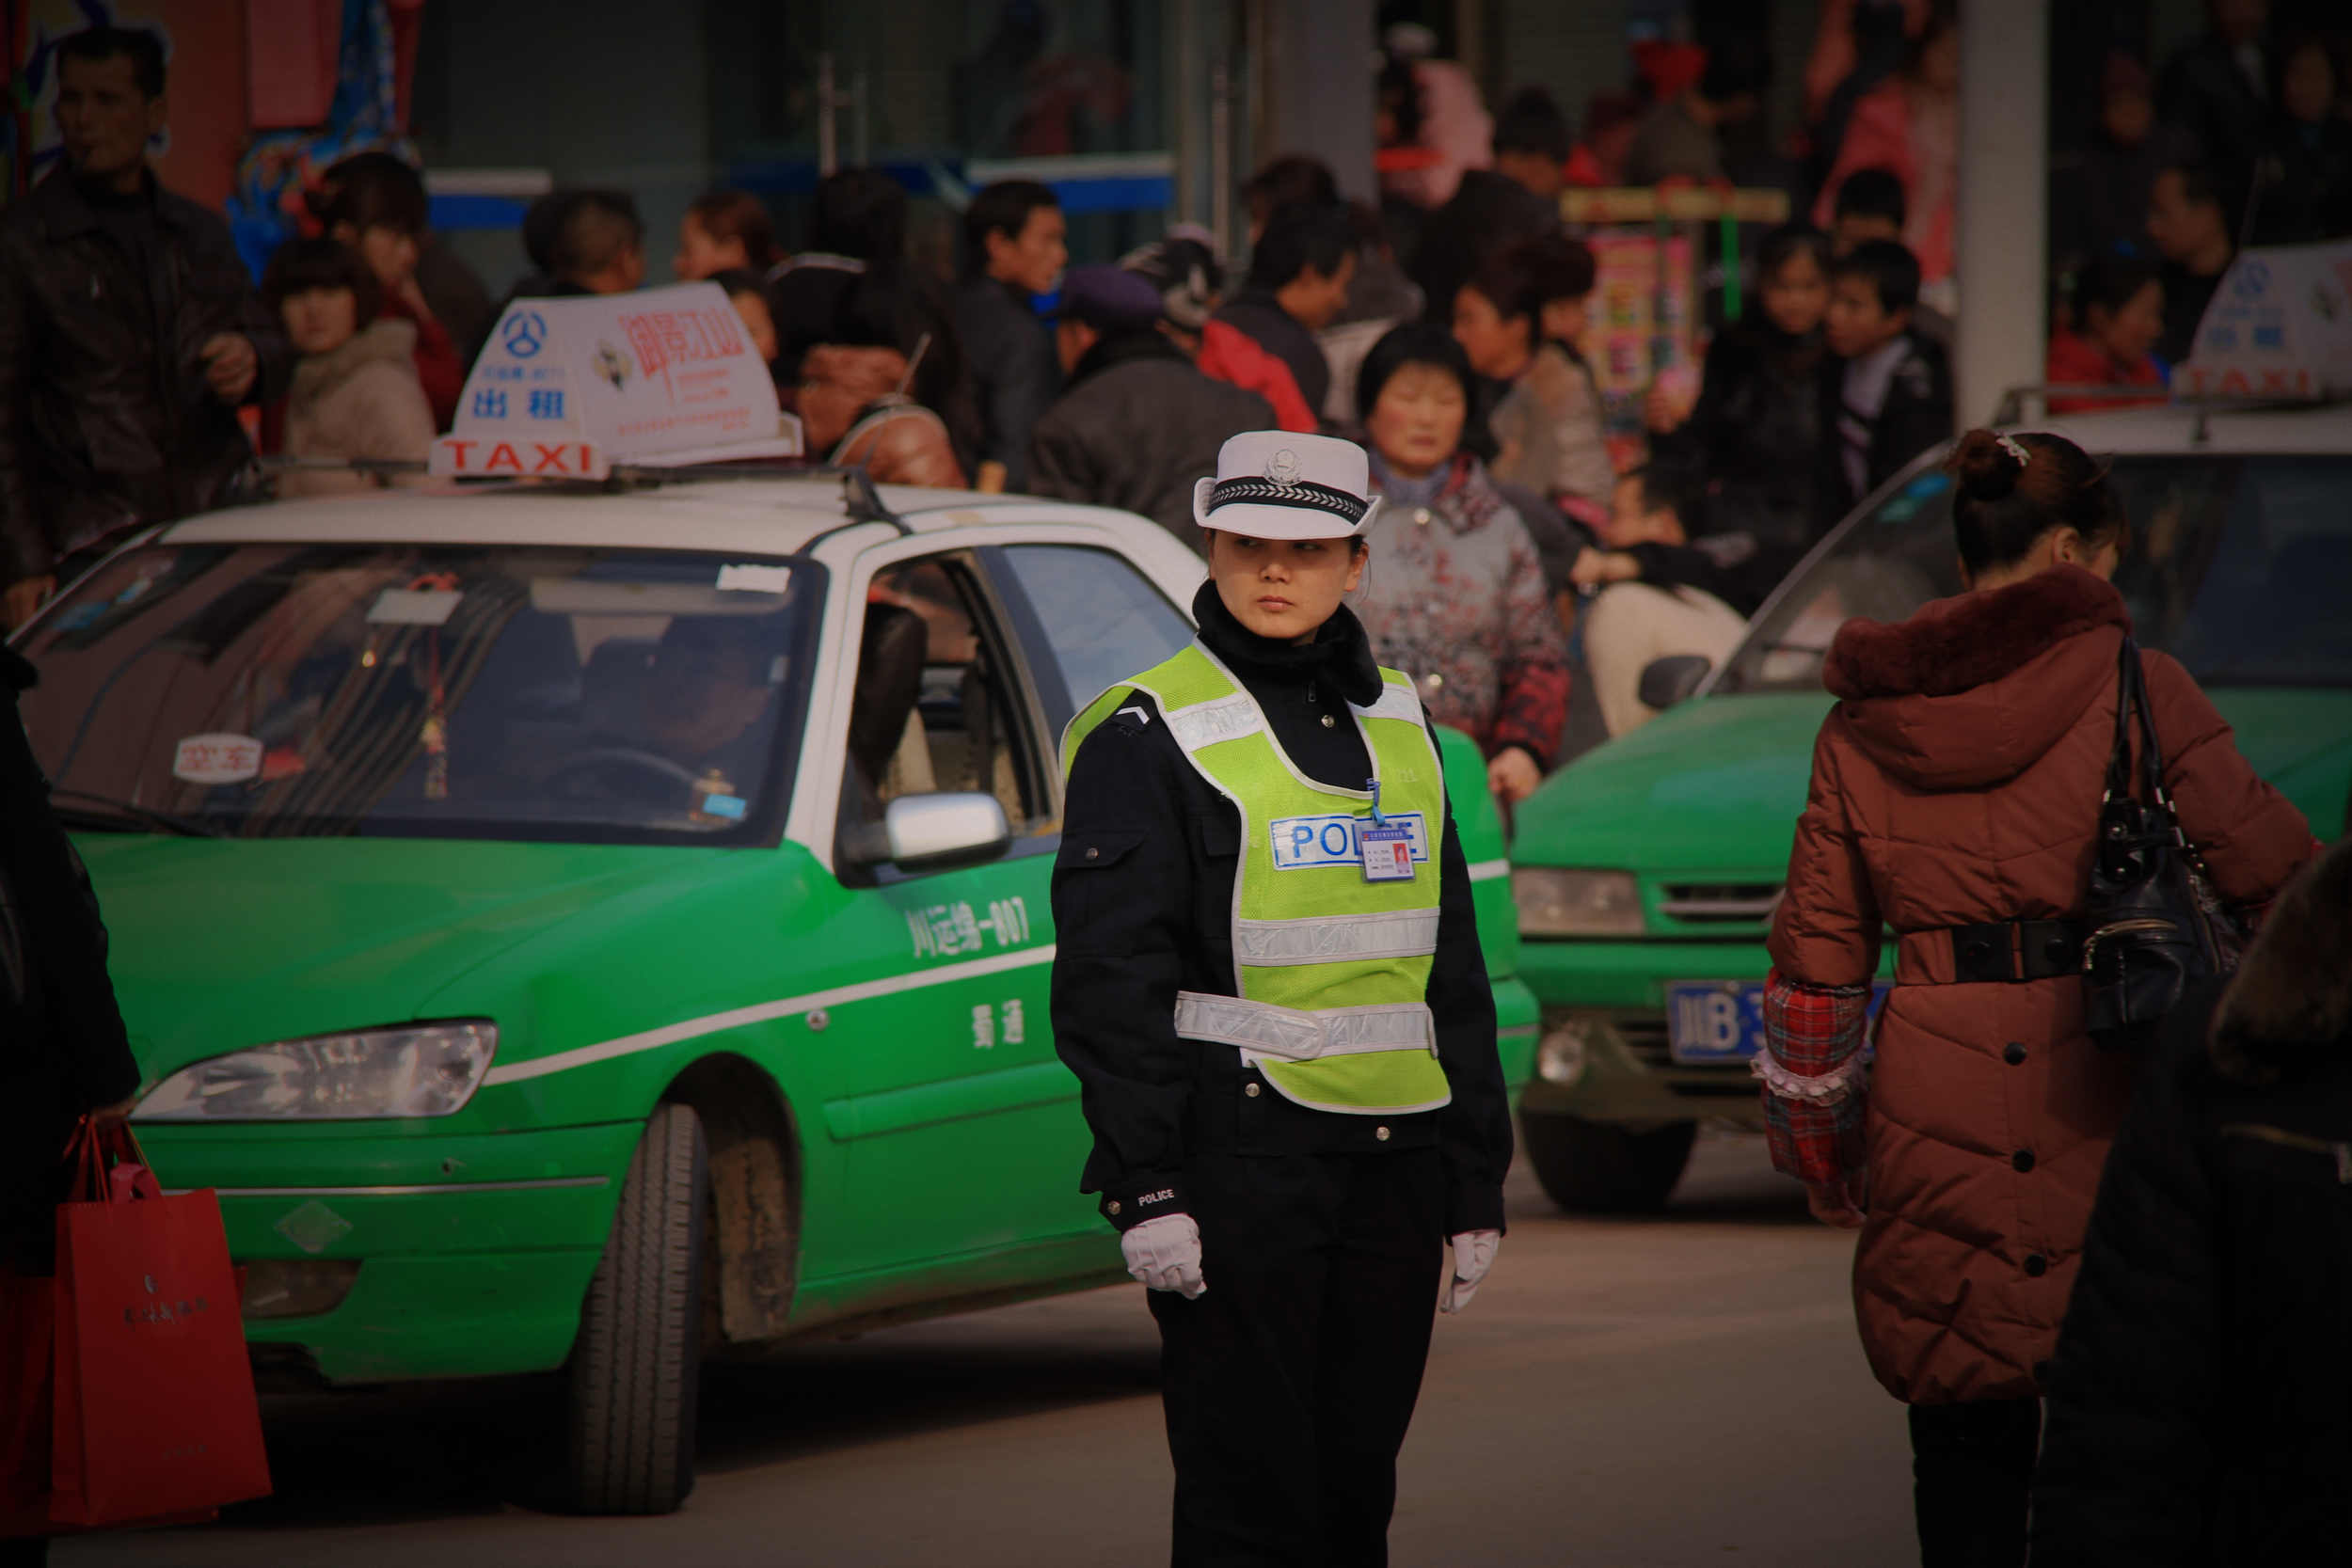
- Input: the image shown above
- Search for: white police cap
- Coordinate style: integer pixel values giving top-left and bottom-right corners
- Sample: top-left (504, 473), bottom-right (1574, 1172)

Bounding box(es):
top-left (1192, 431), bottom-right (1381, 541)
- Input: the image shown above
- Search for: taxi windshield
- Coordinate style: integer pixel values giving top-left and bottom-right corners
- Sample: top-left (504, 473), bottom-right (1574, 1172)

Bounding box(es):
top-left (18, 543), bottom-right (818, 844)
top-left (1718, 453), bottom-right (2352, 694)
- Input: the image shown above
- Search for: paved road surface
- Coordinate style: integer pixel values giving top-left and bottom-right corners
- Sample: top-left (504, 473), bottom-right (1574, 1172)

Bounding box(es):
top-left (61, 1132), bottom-right (1915, 1567)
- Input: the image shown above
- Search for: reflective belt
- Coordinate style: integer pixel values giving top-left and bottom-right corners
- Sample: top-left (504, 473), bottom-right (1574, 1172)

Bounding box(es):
top-left (1232, 909), bottom-right (1440, 966)
top-left (1173, 991), bottom-right (1438, 1062)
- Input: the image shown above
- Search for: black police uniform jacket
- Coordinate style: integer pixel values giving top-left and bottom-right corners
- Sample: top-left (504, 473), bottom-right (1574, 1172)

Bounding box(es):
top-left (1051, 583), bottom-right (1514, 1239)
top-left (0, 646), bottom-right (142, 1273)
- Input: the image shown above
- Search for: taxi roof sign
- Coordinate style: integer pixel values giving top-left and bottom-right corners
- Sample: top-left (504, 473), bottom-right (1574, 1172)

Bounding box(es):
top-left (430, 282), bottom-right (803, 481)
top-left (2178, 240), bottom-right (2352, 404)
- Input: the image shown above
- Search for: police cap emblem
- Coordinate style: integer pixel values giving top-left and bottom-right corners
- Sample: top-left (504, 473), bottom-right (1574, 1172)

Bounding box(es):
top-left (1264, 448), bottom-right (1301, 485)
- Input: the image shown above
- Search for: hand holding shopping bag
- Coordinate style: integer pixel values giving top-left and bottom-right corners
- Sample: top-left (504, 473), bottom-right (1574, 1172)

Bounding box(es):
top-left (44, 1117), bottom-right (271, 1527)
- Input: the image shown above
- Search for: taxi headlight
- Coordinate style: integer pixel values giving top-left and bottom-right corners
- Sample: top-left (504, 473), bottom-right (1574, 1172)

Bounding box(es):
top-left (1513, 869), bottom-right (1645, 937)
top-left (135, 1022), bottom-right (498, 1121)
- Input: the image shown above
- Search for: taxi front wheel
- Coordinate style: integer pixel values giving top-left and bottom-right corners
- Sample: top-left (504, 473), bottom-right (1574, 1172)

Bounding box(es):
top-left (566, 1102), bottom-right (709, 1514)
top-left (1519, 1111), bottom-right (1696, 1214)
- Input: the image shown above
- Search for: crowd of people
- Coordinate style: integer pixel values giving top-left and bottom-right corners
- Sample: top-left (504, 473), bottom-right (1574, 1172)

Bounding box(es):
top-left (5, 12), bottom-right (2346, 789)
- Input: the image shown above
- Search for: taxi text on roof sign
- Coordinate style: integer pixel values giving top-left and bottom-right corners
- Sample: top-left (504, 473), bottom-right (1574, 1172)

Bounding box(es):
top-left (430, 281), bottom-right (804, 480)
top-left (2178, 240), bottom-right (2352, 402)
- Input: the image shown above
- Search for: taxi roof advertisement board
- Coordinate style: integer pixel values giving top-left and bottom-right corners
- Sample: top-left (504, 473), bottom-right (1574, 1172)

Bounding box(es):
top-left (430, 282), bottom-right (803, 480)
top-left (2181, 240), bottom-right (2352, 402)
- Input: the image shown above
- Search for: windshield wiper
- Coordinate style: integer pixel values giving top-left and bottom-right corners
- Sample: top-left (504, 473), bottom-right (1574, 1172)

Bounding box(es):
top-left (48, 789), bottom-right (224, 838)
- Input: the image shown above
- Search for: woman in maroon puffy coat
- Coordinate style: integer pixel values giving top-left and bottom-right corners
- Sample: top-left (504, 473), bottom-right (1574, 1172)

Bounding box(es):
top-left (1755, 428), bottom-right (2314, 1566)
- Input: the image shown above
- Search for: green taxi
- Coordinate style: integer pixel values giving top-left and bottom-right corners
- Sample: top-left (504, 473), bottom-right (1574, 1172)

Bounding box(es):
top-left (1511, 402), bottom-right (2352, 1212)
top-left (16, 475), bottom-right (1537, 1513)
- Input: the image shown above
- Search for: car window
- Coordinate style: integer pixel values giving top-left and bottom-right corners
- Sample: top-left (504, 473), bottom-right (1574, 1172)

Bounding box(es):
top-left (1717, 453), bottom-right (2352, 694)
top-left (983, 544), bottom-right (1197, 737)
top-left (2149, 459), bottom-right (2352, 687)
top-left (19, 543), bottom-right (817, 844)
top-left (836, 553), bottom-right (1048, 866)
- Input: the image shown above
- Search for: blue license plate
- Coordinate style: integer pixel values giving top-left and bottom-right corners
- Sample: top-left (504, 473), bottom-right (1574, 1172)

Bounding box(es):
top-left (1666, 980), bottom-right (1893, 1065)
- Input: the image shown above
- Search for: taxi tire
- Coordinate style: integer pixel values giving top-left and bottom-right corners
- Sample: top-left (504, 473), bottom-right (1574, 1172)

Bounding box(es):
top-left (566, 1102), bottom-right (708, 1515)
top-left (1519, 1112), bottom-right (1696, 1213)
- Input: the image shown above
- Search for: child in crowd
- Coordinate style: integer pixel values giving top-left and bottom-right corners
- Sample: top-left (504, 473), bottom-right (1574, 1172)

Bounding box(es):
top-left (262, 239), bottom-right (434, 499)
top-left (311, 151), bottom-right (466, 429)
top-left (2045, 253), bottom-right (2168, 413)
top-left (1819, 239), bottom-right (1951, 516)
top-left (674, 190), bottom-right (779, 283)
top-left (1825, 167), bottom-right (1952, 346)
top-left (1650, 223), bottom-right (1834, 553)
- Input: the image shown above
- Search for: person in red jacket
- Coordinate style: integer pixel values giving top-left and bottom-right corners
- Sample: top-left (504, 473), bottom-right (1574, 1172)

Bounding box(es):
top-left (310, 152), bottom-right (465, 431)
top-left (1812, 9), bottom-right (1960, 307)
top-left (1758, 428), bottom-right (2312, 1567)
top-left (2045, 253), bottom-right (2168, 413)
top-left (1121, 233), bottom-right (1317, 433)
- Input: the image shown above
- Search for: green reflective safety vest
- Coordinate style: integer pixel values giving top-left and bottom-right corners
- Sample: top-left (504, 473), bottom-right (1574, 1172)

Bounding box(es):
top-left (1062, 641), bottom-right (1454, 1116)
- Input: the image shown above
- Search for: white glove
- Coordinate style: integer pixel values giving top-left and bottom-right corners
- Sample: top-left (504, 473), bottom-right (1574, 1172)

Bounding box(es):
top-left (1439, 1228), bottom-right (1500, 1315)
top-left (1120, 1213), bottom-right (1207, 1298)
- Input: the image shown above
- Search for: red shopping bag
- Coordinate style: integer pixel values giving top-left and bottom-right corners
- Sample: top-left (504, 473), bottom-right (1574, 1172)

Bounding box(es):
top-left (45, 1120), bottom-right (271, 1527)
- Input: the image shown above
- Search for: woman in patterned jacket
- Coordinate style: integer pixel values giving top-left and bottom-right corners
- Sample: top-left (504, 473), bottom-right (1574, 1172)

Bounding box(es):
top-left (1347, 324), bottom-right (1570, 808)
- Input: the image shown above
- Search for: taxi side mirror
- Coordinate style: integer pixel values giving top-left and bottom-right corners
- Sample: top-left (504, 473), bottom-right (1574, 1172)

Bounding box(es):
top-left (1637, 655), bottom-right (1712, 712)
top-left (841, 793), bottom-right (1012, 870)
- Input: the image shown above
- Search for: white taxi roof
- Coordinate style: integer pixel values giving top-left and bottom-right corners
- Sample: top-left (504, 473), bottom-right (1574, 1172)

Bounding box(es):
top-left (2032, 399), bottom-right (2352, 455)
top-left (157, 477), bottom-right (1149, 558)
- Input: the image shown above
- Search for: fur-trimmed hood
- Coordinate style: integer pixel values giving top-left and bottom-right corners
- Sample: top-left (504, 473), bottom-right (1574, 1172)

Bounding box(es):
top-left (2210, 838), bottom-right (2350, 1083)
top-left (1825, 565), bottom-right (2129, 701)
top-left (1825, 566), bottom-right (2134, 790)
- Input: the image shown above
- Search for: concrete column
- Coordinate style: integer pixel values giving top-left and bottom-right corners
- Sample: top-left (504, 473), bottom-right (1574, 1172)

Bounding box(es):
top-left (1257, 0), bottom-right (1375, 201)
top-left (1172, 0), bottom-right (1216, 230)
top-left (1953, 0), bottom-right (2048, 428)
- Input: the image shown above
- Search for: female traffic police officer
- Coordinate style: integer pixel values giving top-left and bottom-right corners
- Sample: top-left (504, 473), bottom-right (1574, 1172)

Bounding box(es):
top-left (1052, 432), bottom-right (1513, 1564)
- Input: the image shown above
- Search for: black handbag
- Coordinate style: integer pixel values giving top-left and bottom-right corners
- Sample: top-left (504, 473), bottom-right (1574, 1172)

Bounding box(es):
top-left (2081, 635), bottom-right (2244, 1050)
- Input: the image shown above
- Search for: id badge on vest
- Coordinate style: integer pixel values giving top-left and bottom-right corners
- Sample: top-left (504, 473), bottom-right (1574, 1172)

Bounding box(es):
top-left (1359, 822), bottom-right (1415, 881)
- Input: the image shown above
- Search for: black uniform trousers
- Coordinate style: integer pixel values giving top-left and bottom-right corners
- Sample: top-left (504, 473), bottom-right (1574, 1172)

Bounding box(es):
top-left (1909, 1398), bottom-right (2042, 1568)
top-left (1149, 1145), bottom-right (1445, 1568)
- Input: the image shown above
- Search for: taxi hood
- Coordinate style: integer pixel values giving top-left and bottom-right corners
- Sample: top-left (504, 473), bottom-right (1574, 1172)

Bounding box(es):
top-left (1514, 682), bottom-right (2350, 888)
top-left (1512, 691), bottom-right (1833, 878)
top-left (72, 834), bottom-right (699, 1082)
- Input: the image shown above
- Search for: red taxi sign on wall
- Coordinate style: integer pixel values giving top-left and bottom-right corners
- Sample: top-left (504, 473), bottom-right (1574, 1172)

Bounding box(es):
top-left (430, 282), bottom-right (802, 480)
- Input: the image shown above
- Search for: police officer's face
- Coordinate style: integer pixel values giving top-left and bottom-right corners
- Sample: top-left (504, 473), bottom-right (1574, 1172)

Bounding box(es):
top-left (1207, 531), bottom-right (1365, 644)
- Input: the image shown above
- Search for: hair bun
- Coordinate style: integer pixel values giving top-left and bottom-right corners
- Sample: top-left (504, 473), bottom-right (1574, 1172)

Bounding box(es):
top-left (1947, 427), bottom-right (2025, 502)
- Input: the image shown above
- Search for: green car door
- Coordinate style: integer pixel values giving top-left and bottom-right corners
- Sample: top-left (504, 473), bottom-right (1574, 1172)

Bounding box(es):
top-left (815, 546), bottom-right (1116, 1275)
